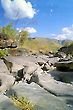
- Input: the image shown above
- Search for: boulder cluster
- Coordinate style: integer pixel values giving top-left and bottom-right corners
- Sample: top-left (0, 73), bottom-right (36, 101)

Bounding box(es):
top-left (0, 49), bottom-right (73, 95)
top-left (0, 44), bottom-right (73, 109)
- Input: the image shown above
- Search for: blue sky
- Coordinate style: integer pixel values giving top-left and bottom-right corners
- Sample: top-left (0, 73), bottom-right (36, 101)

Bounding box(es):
top-left (0, 0), bottom-right (73, 40)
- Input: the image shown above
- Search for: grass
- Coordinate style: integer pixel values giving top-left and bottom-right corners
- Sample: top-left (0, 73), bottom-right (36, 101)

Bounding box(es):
top-left (0, 49), bottom-right (8, 57)
top-left (10, 96), bottom-right (35, 110)
top-left (21, 38), bottom-right (61, 54)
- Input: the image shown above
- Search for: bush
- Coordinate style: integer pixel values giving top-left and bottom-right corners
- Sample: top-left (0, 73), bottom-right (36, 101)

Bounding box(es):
top-left (0, 49), bottom-right (8, 57)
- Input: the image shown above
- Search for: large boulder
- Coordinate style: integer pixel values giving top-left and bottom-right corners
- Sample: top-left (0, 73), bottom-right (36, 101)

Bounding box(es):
top-left (0, 59), bottom-right (15, 92)
top-left (0, 94), bottom-right (20, 110)
top-left (0, 59), bottom-right (10, 74)
top-left (0, 73), bottom-right (15, 92)
top-left (54, 59), bottom-right (73, 71)
top-left (2, 56), bottom-right (39, 81)
top-left (6, 82), bottom-right (70, 110)
top-left (54, 52), bottom-right (67, 58)
top-left (23, 68), bottom-right (73, 97)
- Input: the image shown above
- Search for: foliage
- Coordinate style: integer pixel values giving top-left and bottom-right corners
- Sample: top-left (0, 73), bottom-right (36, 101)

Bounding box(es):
top-left (10, 96), bottom-right (35, 110)
top-left (21, 38), bottom-right (61, 54)
top-left (1, 23), bottom-right (17, 41)
top-left (19, 31), bottom-right (29, 46)
top-left (64, 41), bottom-right (73, 46)
top-left (0, 49), bottom-right (8, 57)
top-left (0, 23), bottom-right (61, 54)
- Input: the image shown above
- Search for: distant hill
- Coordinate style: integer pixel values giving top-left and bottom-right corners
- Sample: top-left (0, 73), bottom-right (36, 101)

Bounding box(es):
top-left (57, 39), bottom-right (73, 46)
top-left (21, 38), bottom-right (61, 54)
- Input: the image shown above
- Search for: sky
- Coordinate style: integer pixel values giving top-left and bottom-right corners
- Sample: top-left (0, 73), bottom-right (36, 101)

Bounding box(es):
top-left (0, 0), bottom-right (73, 40)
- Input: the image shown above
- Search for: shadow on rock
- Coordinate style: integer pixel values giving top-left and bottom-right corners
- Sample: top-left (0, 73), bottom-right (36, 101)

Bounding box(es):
top-left (48, 70), bottom-right (73, 84)
top-left (5, 88), bottom-right (17, 98)
top-left (66, 99), bottom-right (73, 108)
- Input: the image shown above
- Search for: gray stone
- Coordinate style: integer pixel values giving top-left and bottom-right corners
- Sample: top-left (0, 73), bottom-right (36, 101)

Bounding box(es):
top-left (54, 59), bottom-right (73, 71)
top-left (7, 82), bottom-right (69, 110)
top-left (0, 73), bottom-right (15, 92)
top-left (0, 94), bottom-right (20, 110)
top-left (24, 69), bottom-right (73, 97)
top-left (0, 59), bottom-right (10, 74)
top-left (54, 52), bottom-right (67, 58)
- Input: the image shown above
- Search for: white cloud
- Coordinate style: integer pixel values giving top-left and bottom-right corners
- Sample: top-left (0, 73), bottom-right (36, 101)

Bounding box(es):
top-left (1, 0), bottom-right (36, 20)
top-left (62, 27), bottom-right (73, 34)
top-left (24, 27), bottom-right (37, 33)
top-left (56, 34), bottom-right (67, 40)
top-left (17, 27), bottom-right (37, 33)
top-left (56, 26), bottom-right (73, 40)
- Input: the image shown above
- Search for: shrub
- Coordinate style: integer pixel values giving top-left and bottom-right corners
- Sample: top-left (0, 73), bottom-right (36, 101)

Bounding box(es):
top-left (0, 49), bottom-right (8, 57)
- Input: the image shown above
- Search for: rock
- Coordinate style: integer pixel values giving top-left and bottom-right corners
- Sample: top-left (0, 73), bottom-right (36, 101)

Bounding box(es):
top-left (1, 55), bottom-right (73, 97)
top-left (48, 57), bottom-right (60, 65)
top-left (37, 61), bottom-right (45, 66)
top-left (23, 55), bottom-right (46, 64)
top-left (58, 44), bottom-right (73, 55)
top-left (1, 57), bottom-right (13, 73)
top-left (54, 59), bottom-right (73, 71)
top-left (0, 94), bottom-right (20, 110)
top-left (24, 68), bottom-right (73, 97)
top-left (38, 54), bottom-right (49, 62)
top-left (0, 59), bottom-right (15, 92)
top-left (45, 51), bottom-right (54, 58)
top-left (41, 63), bottom-right (51, 71)
top-left (0, 73), bottom-right (15, 92)
top-left (10, 42), bottom-right (17, 48)
top-left (7, 82), bottom-right (69, 110)
top-left (54, 52), bottom-right (67, 58)
top-left (0, 59), bottom-right (10, 74)
top-left (49, 70), bottom-right (73, 84)
top-left (2, 56), bottom-right (39, 81)
top-left (58, 46), bottom-right (68, 53)
top-left (1, 57), bottom-right (24, 74)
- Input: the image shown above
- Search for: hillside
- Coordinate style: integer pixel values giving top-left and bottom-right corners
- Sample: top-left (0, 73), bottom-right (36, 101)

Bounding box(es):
top-left (58, 42), bottom-right (73, 55)
top-left (21, 38), bottom-right (61, 54)
top-left (58, 39), bottom-right (73, 46)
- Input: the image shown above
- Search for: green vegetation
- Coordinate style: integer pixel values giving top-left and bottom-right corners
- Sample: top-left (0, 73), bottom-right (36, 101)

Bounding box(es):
top-left (21, 38), bottom-right (61, 54)
top-left (0, 23), bottom-right (61, 55)
top-left (64, 42), bottom-right (73, 55)
top-left (63, 40), bottom-right (73, 47)
top-left (0, 49), bottom-right (8, 57)
top-left (0, 23), bottom-right (17, 41)
top-left (68, 42), bottom-right (73, 55)
top-left (10, 96), bottom-right (35, 110)
top-left (18, 31), bottom-right (29, 46)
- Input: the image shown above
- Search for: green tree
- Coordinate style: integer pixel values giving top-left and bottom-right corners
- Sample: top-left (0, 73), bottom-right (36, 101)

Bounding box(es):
top-left (19, 31), bottom-right (29, 46)
top-left (1, 23), bottom-right (17, 41)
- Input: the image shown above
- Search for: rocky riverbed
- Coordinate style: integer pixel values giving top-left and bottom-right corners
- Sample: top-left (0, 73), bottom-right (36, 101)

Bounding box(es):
top-left (0, 52), bottom-right (73, 110)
